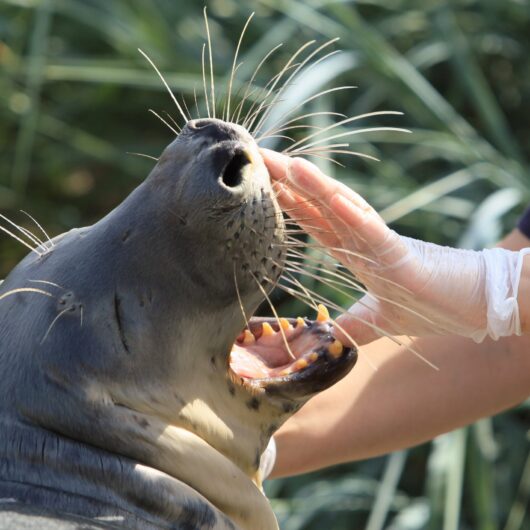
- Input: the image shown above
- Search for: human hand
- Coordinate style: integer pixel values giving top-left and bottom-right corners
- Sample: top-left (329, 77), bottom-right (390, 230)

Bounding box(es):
top-left (262, 149), bottom-right (528, 345)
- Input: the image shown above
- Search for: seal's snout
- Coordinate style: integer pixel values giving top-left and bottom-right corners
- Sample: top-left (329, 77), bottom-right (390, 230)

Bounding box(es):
top-left (186, 117), bottom-right (251, 144)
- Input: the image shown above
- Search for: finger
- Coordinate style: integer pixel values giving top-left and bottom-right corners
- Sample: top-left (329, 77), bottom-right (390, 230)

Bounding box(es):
top-left (333, 311), bottom-right (380, 347)
top-left (274, 182), bottom-right (343, 250)
top-left (260, 148), bottom-right (291, 182)
top-left (330, 194), bottom-right (390, 251)
top-left (286, 158), bottom-right (382, 252)
top-left (287, 157), bottom-right (375, 215)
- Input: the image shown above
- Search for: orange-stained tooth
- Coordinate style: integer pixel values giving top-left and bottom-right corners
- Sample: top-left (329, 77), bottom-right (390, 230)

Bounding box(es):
top-left (296, 317), bottom-right (305, 328)
top-left (294, 359), bottom-right (308, 370)
top-left (279, 318), bottom-right (291, 331)
top-left (243, 330), bottom-right (255, 344)
top-left (261, 322), bottom-right (275, 337)
top-left (280, 369), bottom-right (290, 376)
top-left (317, 304), bottom-right (329, 322)
top-left (308, 352), bottom-right (319, 363)
top-left (328, 339), bottom-right (343, 358)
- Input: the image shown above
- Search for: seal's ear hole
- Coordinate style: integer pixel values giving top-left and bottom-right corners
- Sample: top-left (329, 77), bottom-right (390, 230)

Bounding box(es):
top-left (221, 152), bottom-right (250, 188)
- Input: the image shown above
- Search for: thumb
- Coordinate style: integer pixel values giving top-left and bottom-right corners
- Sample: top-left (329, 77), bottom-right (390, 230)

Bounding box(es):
top-left (333, 295), bottom-right (385, 346)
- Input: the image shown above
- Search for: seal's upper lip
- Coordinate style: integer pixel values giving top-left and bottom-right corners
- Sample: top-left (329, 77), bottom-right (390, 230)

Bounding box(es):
top-left (228, 306), bottom-right (358, 397)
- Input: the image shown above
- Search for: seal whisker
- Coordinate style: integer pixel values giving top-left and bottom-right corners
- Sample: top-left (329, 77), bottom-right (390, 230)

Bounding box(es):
top-left (234, 263), bottom-right (250, 331)
top-left (20, 210), bottom-right (54, 250)
top-left (256, 113), bottom-right (346, 142)
top-left (0, 219), bottom-right (42, 256)
top-left (28, 279), bottom-right (65, 290)
top-left (276, 266), bottom-right (439, 371)
top-left (16, 225), bottom-right (47, 252)
top-left (180, 96), bottom-right (193, 122)
top-left (265, 268), bottom-right (379, 371)
top-left (259, 134), bottom-right (296, 143)
top-left (0, 287), bottom-right (53, 303)
top-left (288, 152), bottom-right (345, 166)
top-left (127, 152), bottom-right (159, 162)
top-left (286, 125), bottom-right (411, 154)
top-left (138, 49), bottom-right (189, 125)
top-left (203, 7), bottom-right (216, 119)
top-left (289, 127), bottom-right (412, 153)
top-left (274, 275), bottom-right (436, 371)
top-left (256, 90), bottom-right (353, 141)
top-left (240, 61), bottom-right (301, 129)
top-left (243, 40), bottom-right (316, 131)
top-left (257, 124), bottom-right (322, 142)
top-left (233, 43), bottom-right (283, 124)
top-left (148, 109), bottom-right (179, 136)
top-left (201, 43), bottom-right (211, 118)
top-left (290, 147), bottom-right (381, 163)
top-left (222, 61), bottom-right (246, 121)
top-left (249, 271), bottom-right (296, 361)
top-left (193, 86), bottom-right (201, 119)
top-left (252, 42), bottom-right (342, 136)
top-left (1, 212), bottom-right (46, 251)
top-left (226, 12), bottom-right (254, 122)
top-left (243, 99), bottom-right (288, 133)
top-left (284, 110), bottom-right (405, 152)
top-left (41, 307), bottom-right (70, 345)
top-left (285, 260), bottom-right (438, 331)
top-left (163, 111), bottom-right (183, 133)
top-left (283, 234), bottom-right (412, 285)
top-left (275, 240), bottom-right (373, 260)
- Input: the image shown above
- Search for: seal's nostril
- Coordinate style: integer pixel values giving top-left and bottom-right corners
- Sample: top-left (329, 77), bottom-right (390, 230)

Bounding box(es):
top-left (221, 152), bottom-right (251, 189)
top-left (188, 119), bottom-right (212, 130)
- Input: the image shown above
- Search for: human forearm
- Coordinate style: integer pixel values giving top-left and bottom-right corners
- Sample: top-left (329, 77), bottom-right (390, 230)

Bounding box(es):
top-left (272, 331), bottom-right (530, 478)
top-left (271, 229), bottom-right (530, 478)
top-left (519, 253), bottom-right (530, 333)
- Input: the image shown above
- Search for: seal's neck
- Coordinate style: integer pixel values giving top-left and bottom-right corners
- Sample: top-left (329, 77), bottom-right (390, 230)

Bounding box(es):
top-left (0, 417), bottom-right (278, 530)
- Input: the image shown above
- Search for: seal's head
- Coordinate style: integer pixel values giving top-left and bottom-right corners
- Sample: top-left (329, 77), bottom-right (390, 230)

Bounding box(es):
top-left (0, 117), bottom-right (357, 530)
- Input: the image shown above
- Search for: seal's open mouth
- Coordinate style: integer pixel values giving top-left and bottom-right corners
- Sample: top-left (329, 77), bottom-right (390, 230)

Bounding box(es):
top-left (229, 305), bottom-right (357, 395)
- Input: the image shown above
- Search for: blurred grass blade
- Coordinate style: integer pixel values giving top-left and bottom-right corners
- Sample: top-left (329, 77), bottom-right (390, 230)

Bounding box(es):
top-left (11, 0), bottom-right (52, 194)
top-left (468, 421), bottom-right (498, 530)
top-left (435, 6), bottom-right (523, 163)
top-left (366, 451), bottom-right (408, 530)
top-left (259, 51), bottom-right (359, 149)
top-left (503, 450), bottom-right (530, 530)
top-left (459, 187), bottom-right (523, 249)
top-left (379, 164), bottom-right (483, 224)
top-left (443, 428), bottom-right (467, 530)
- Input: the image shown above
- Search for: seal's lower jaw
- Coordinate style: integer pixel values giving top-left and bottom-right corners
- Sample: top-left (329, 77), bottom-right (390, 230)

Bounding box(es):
top-left (228, 308), bottom-right (357, 400)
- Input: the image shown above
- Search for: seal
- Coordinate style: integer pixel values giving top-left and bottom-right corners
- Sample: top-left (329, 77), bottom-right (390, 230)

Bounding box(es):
top-left (0, 118), bottom-right (357, 530)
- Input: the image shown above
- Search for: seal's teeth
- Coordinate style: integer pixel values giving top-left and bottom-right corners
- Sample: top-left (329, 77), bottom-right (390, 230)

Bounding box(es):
top-left (261, 322), bottom-right (275, 337)
top-left (279, 318), bottom-right (291, 331)
top-left (308, 352), bottom-right (319, 363)
top-left (317, 304), bottom-right (330, 322)
top-left (294, 358), bottom-right (308, 371)
top-left (243, 330), bottom-right (255, 344)
top-left (328, 339), bottom-right (343, 358)
top-left (296, 317), bottom-right (305, 328)
top-left (280, 368), bottom-right (290, 376)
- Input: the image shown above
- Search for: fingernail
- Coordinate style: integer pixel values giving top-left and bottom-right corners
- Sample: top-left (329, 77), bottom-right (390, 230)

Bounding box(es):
top-left (286, 157), bottom-right (304, 186)
top-left (286, 158), bottom-right (296, 183)
top-left (260, 148), bottom-right (287, 165)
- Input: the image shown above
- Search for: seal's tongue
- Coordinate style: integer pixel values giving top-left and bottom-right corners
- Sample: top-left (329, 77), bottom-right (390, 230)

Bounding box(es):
top-left (229, 305), bottom-right (345, 380)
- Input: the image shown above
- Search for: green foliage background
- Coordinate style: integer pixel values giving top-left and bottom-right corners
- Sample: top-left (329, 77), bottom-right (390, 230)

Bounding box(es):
top-left (1, 0), bottom-right (529, 528)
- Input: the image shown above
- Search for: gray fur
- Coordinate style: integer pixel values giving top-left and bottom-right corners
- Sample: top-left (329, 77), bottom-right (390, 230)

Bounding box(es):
top-left (0, 119), bottom-right (355, 530)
